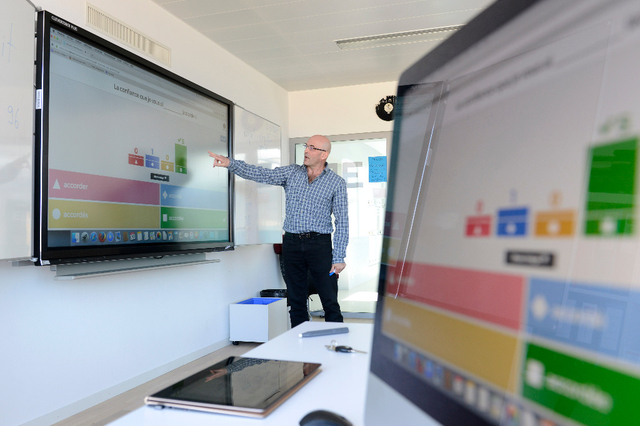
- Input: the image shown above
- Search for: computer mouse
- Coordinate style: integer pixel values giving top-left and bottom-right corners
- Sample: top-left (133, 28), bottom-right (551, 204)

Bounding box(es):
top-left (299, 409), bottom-right (353, 426)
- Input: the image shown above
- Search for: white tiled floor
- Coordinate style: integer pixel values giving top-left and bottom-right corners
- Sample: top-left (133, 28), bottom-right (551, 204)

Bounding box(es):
top-left (309, 277), bottom-right (378, 315)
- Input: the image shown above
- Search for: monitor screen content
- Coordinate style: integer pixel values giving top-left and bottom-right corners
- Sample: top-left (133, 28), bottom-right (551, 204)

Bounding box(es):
top-left (367, 0), bottom-right (640, 425)
top-left (34, 12), bottom-right (233, 265)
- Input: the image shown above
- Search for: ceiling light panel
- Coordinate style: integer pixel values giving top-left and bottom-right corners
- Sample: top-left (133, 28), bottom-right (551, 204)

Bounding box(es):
top-left (335, 25), bottom-right (463, 51)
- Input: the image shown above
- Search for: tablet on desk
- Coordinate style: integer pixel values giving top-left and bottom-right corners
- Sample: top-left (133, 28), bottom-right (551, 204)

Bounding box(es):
top-left (144, 357), bottom-right (322, 418)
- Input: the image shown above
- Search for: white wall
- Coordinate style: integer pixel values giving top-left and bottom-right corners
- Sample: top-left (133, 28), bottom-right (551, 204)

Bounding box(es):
top-left (288, 81), bottom-right (397, 138)
top-left (1, 1), bottom-right (288, 425)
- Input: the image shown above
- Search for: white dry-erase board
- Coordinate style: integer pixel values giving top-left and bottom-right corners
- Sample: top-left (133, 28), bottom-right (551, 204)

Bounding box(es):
top-left (233, 106), bottom-right (283, 245)
top-left (0, 0), bottom-right (35, 260)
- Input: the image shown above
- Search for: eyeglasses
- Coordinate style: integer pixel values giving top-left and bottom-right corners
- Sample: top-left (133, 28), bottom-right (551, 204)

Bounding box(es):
top-left (303, 143), bottom-right (327, 152)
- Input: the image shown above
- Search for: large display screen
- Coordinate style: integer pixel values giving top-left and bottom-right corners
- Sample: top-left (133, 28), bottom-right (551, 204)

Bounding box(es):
top-left (370, 0), bottom-right (640, 424)
top-left (34, 12), bottom-right (233, 265)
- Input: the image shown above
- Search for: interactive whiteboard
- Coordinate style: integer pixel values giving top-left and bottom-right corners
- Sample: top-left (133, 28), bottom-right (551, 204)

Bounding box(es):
top-left (34, 12), bottom-right (233, 265)
top-left (233, 106), bottom-right (283, 245)
top-left (0, 0), bottom-right (35, 260)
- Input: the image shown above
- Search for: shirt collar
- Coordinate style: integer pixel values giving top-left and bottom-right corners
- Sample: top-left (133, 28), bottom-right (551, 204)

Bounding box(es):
top-left (304, 162), bottom-right (329, 175)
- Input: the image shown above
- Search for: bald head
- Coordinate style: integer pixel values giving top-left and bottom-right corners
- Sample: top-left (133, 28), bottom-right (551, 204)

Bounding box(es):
top-left (308, 135), bottom-right (331, 154)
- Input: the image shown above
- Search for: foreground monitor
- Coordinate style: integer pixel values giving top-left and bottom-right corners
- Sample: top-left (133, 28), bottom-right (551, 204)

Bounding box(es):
top-left (34, 12), bottom-right (233, 265)
top-left (366, 0), bottom-right (640, 424)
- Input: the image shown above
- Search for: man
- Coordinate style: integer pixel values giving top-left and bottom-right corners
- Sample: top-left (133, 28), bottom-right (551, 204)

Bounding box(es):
top-left (208, 135), bottom-right (348, 327)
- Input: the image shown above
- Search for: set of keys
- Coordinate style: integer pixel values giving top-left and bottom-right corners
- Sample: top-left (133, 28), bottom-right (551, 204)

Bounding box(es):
top-left (325, 339), bottom-right (367, 354)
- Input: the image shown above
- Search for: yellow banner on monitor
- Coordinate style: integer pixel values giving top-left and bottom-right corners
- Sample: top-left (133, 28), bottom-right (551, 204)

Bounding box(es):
top-left (382, 296), bottom-right (520, 392)
top-left (49, 199), bottom-right (159, 229)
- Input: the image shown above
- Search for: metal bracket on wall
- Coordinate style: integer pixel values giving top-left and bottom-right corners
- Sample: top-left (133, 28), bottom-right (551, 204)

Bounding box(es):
top-left (50, 253), bottom-right (220, 280)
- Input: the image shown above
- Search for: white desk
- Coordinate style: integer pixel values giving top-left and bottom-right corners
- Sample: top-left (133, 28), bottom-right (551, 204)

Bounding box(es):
top-left (108, 322), bottom-right (373, 426)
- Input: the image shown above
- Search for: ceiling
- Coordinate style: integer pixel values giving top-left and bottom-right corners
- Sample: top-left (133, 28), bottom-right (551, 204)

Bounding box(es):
top-left (151, 0), bottom-right (494, 91)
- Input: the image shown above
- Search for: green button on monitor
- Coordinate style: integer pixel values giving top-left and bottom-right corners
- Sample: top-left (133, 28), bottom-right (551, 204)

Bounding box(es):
top-left (522, 343), bottom-right (640, 425)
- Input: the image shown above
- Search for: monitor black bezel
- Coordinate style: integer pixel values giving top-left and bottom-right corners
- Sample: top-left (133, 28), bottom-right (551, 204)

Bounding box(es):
top-left (369, 1), bottom-right (543, 425)
top-left (33, 11), bottom-right (235, 265)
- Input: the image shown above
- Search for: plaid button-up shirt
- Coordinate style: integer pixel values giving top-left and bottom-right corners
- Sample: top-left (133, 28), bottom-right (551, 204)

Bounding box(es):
top-left (228, 159), bottom-right (349, 263)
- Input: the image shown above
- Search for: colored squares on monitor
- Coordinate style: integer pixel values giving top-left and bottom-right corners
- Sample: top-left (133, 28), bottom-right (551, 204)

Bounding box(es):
top-left (465, 215), bottom-right (491, 237)
top-left (145, 154), bottom-right (160, 169)
top-left (497, 207), bottom-right (528, 237)
top-left (585, 138), bottom-right (636, 236)
top-left (534, 210), bottom-right (576, 237)
top-left (161, 160), bottom-right (174, 172)
top-left (128, 153), bottom-right (144, 166)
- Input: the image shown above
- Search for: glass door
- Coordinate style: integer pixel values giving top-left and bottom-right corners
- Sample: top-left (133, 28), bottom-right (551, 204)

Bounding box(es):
top-left (295, 138), bottom-right (387, 316)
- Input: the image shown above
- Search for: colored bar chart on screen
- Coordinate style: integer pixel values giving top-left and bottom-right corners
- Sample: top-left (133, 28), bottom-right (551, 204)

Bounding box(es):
top-left (534, 209), bottom-right (576, 237)
top-left (522, 342), bottom-right (640, 425)
top-left (145, 154), bottom-right (160, 169)
top-left (466, 200), bottom-right (491, 237)
top-left (128, 153), bottom-right (144, 166)
top-left (497, 207), bottom-right (529, 237)
top-left (465, 215), bottom-right (492, 237)
top-left (161, 160), bottom-right (174, 172)
top-left (175, 143), bottom-right (187, 174)
top-left (584, 138), bottom-right (636, 236)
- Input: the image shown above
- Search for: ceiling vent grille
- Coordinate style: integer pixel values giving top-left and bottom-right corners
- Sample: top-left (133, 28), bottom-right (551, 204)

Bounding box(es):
top-left (86, 3), bottom-right (171, 66)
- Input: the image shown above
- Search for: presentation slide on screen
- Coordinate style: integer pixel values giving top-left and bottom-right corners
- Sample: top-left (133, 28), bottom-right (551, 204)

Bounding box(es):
top-left (46, 28), bottom-right (230, 247)
top-left (381, 2), bottom-right (640, 425)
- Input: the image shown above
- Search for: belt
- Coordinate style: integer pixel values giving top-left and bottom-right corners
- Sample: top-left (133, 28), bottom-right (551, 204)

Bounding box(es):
top-left (285, 232), bottom-right (324, 239)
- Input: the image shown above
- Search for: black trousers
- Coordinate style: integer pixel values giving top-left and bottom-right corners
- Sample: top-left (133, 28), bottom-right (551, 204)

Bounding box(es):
top-left (282, 232), bottom-right (343, 328)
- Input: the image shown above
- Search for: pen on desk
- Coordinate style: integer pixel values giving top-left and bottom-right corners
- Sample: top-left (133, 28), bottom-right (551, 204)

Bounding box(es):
top-left (299, 327), bottom-right (349, 338)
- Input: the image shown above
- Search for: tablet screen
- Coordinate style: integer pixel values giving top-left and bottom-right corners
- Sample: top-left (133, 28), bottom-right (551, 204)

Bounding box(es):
top-left (147, 357), bottom-right (321, 413)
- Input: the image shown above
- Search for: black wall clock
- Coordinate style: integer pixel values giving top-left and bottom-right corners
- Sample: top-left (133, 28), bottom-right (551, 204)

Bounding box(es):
top-left (375, 95), bottom-right (396, 121)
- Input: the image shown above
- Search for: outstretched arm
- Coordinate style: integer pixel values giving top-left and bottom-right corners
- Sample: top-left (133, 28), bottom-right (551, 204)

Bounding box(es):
top-left (209, 151), bottom-right (291, 186)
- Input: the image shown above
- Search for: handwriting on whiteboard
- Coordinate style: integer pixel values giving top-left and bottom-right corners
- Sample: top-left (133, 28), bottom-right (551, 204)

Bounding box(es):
top-left (2, 22), bottom-right (20, 130)
top-left (2, 23), bottom-right (15, 63)
top-left (7, 105), bottom-right (19, 128)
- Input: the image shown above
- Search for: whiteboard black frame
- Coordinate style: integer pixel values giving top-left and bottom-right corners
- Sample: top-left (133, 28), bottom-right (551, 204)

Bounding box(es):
top-left (33, 11), bottom-right (235, 265)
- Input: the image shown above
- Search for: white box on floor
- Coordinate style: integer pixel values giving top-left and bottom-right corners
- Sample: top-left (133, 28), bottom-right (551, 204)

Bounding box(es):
top-left (229, 297), bottom-right (289, 343)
